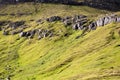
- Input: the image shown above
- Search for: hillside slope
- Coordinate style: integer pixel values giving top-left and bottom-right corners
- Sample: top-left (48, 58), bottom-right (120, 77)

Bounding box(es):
top-left (0, 3), bottom-right (120, 80)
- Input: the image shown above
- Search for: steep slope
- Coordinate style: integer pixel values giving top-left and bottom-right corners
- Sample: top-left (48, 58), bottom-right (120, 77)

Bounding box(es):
top-left (0, 3), bottom-right (120, 80)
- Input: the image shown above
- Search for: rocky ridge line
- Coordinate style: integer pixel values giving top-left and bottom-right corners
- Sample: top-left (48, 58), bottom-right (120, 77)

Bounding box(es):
top-left (0, 14), bottom-right (120, 40)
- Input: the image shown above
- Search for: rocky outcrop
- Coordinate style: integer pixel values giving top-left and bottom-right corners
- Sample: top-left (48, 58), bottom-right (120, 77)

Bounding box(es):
top-left (62, 15), bottom-right (87, 27)
top-left (0, 21), bottom-right (11, 26)
top-left (46, 16), bottom-right (61, 22)
top-left (8, 21), bottom-right (25, 29)
top-left (69, 14), bottom-right (120, 31)
top-left (88, 15), bottom-right (120, 30)
top-left (19, 29), bottom-right (53, 39)
top-left (0, 20), bottom-right (28, 35)
top-left (0, 14), bottom-right (120, 40)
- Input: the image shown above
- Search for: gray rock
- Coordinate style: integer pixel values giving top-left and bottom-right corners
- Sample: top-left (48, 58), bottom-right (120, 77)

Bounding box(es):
top-left (19, 32), bottom-right (26, 37)
top-left (103, 17), bottom-right (110, 25)
top-left (72, 24), bottom-right (78, 30)
top-left (73, 15), bottom-right (87, 22)
top-left (116, 17), bottom-right (120, 22)
top-left (96, 18), bottom-right (105, 27)
top-left (29, 30), bottom-right (36, 38)
top-left (72, 19), bottom-right (87, 30)
top-left (88, 22), bottom-right (97, 30)
top-left (64, 20), bottom-right (72, 26)
top-left (25, 31), bottom-right (31, 37)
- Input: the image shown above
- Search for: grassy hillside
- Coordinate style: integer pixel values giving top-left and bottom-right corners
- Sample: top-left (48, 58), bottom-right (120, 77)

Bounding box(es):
top-left (0, 3), bottom-right (120, 80)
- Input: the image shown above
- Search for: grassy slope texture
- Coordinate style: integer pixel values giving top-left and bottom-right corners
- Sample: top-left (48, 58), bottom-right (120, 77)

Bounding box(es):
top-left (0, 3), bottom-right (120, 80)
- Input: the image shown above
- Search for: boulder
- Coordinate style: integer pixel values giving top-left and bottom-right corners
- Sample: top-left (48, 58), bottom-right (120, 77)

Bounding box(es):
top-left (25, 31), bottom-right (31, 37)
top-left (73, 22), bottom-right (84, 30)
top-left (9, 21), bottom-right (25, 29)
top-left (88, 22), bottom-right (97, 30)
top-left (46, 16), bottom-right (61, 22)
top-left (72, 24), bottom-right (78, 30)
top-left (72, 19), bottom-right (87, 30)
top-left (19, 29), bottom-right (37, 38)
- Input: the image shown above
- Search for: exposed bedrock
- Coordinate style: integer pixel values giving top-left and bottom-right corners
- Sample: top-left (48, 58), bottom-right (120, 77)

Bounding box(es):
top-left (0, 14), bottom-right (120, 40)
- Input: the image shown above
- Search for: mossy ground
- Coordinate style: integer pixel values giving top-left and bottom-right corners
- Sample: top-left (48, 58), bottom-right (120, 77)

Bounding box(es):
top-left (0, 3), bottom-right (120, 80)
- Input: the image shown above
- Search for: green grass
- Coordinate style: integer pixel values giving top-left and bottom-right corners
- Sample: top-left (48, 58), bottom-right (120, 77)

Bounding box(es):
top-left (0, 3), bottom-right (120, 80)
